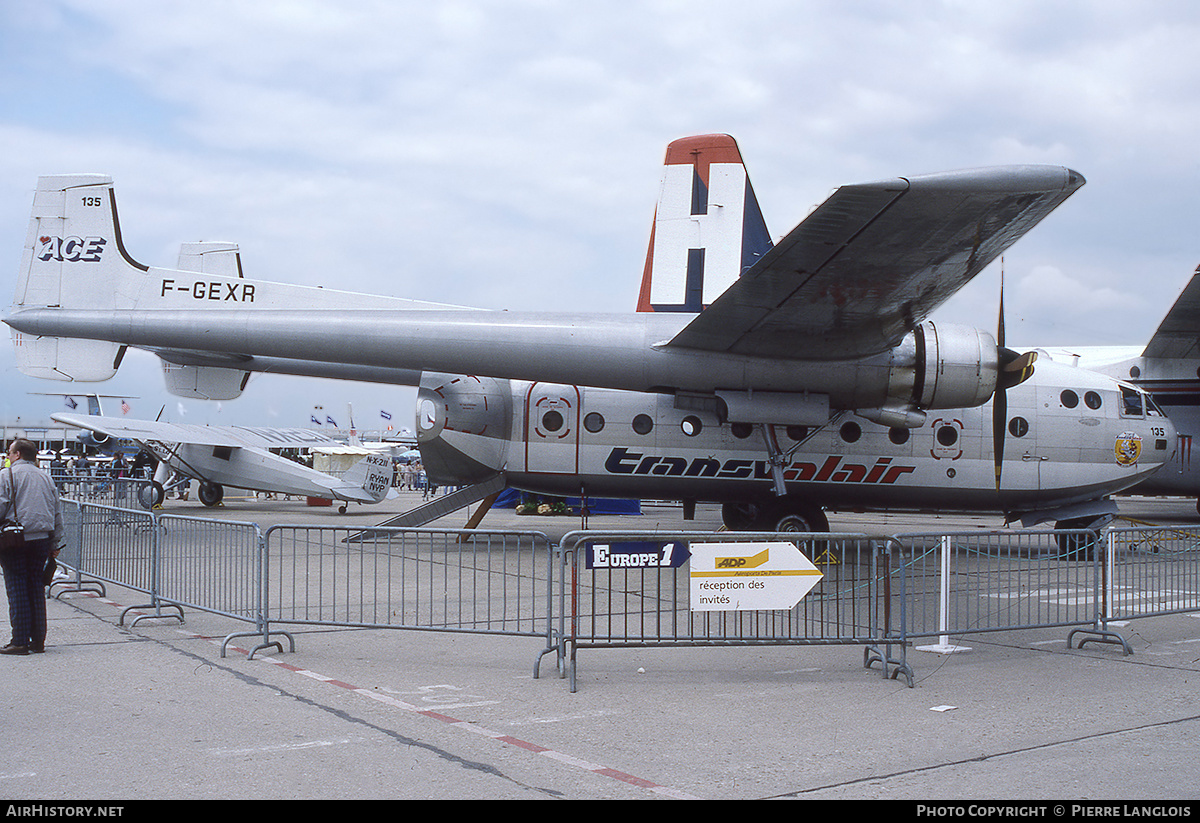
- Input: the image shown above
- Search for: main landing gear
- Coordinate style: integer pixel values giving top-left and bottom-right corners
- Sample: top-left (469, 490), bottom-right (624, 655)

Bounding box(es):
top-left (1053, 515), bottom-right (1110, 560)
top-left (198, 482), bottom-right (225, 507)
top-left (721, 496), bottom-right (830, 533)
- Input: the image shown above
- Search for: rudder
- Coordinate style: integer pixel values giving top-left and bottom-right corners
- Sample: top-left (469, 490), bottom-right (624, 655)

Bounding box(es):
top-left (636, 134), bottom-right (773, 313)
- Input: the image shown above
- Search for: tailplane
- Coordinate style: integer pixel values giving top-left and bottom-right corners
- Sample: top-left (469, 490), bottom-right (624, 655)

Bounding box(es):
top-left (340, 452), bottom-right (394, 502)
top-left (636, 134), bottom-right (773, 313)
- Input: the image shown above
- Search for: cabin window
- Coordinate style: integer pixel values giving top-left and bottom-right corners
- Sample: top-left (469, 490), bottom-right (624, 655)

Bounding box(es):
top-left (632, 414), bottom-right (654, 435)
top-left (731, 423), bottom-right (753, 439)
top-left (1120, 386), bottom-right (1144, 417)
top-left (936, 425), bottom-right (958, 447)
top-left (1008, 417), bottom-right (1029, 437)
top-left (584, 412), bottom-right (605, 433)
top-left (888, 427), bottom-right (909, 445)
top-left (1084, 391), bottom-right (1102, 410)
top-left (786, 425), bottom-right (809, 441)
top-left (541, 410), bottom-right (564, 433)
top-left (840, 422), bottom-right (861, 443)
top-left (1060, 390), bottom-right (1078, 409)
top-left (681, 416), bottom-right (703, 437)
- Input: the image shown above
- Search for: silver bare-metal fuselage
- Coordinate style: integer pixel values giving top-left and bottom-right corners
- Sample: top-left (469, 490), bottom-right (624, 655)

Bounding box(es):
top-left (416, 358), bottom-right (1173, 522)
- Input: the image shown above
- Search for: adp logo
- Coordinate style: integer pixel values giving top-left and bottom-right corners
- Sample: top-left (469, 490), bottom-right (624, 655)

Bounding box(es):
top-left (37, 235), bottom-right (107, 263)
top-left (714, 547), bottom-right (769, 569)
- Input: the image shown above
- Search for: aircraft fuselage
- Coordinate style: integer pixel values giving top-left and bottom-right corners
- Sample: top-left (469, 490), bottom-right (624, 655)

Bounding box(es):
top-left (417, 357), bottom-right (1174, 527)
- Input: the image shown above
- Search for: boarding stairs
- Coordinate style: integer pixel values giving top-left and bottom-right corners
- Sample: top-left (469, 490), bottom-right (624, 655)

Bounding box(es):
top-left (368, 473), bottom-right (507, 530)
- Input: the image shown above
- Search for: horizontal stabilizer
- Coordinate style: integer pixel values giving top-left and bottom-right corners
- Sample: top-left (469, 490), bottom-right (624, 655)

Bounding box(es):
top-left (337, 452), bottom-right (394, 503)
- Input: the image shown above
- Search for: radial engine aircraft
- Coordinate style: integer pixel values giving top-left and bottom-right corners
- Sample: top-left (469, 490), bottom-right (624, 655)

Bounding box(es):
top-left (3, 135), bottom-right (1172, 531)
top-left (54, 412), bottom-right (394, 513)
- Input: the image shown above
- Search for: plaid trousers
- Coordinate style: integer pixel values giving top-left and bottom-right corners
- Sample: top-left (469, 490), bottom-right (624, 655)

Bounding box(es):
top-left (0, 538), bottom-right (53, 648)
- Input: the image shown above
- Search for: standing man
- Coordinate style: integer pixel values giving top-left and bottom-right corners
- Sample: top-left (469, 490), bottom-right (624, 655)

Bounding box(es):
top-left (0, 439), bottom-right (63, 655)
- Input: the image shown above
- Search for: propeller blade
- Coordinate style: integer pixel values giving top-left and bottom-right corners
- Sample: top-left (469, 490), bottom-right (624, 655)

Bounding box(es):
top-left (998, 349), bottom-right (1037, 390)
top-left (993, 382), bottom-right (1006, 491)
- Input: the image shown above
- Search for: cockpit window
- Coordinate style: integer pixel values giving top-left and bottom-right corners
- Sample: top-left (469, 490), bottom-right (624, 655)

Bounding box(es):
top-left (1120, 386), bottom-right (1144, 417)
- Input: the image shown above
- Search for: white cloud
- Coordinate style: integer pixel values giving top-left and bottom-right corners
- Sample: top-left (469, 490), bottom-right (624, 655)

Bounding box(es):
top-left (2, 0), bottom-right (1200, 426)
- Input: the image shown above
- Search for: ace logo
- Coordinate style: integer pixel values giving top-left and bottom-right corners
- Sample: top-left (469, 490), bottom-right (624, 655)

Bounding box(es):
top-left (37, 235), bottom-right (106, 263)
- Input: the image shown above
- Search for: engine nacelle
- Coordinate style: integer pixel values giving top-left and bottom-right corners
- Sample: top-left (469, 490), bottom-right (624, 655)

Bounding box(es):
top-left (888, 321), bottom-right (998, 412)
top-left (76, 430), bottom-right (110, 450)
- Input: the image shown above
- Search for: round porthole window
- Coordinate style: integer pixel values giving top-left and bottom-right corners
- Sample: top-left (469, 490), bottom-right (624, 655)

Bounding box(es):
top-left (681, 416), bottom-right (703, 436)
top-left (584, 412), bottom-right (605, 433)
top-left (888, 427), bottom-right (910, 445)
top-left (632, 414), bottom-right (654, 435)
top-left (840, 422), bottom-right (861, 443)
top-left (541, 410), bottom-right (564, 433)
top-left (1060, 390), bottom-right (1078, 409)
top-left (1084, 391), bottom-right (1102, 410)
top-left (1008, 416), bottom-right (1029, 437)
top-left (936, 425), bottom-right (958, 447)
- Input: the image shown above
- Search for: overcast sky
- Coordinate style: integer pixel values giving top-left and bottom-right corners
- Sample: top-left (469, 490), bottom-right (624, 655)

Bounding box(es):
top-left (1, 0), bottom-right (1198, 432)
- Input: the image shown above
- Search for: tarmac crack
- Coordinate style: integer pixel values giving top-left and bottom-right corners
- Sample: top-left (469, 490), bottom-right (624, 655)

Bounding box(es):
top-left (116, 623), bottom-right (565, 799)
top-left (767, 711), bottom-right (1200, 798)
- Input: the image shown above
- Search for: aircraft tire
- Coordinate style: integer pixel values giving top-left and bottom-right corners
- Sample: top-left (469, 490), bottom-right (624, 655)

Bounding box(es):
top-left (137, 481), bottom-right (165, 510)
top-left (770, 504), bottom-right (830, 534)
top-left (722, 499), bottom-right (830, 533)
top-left (199, 483), bottom-right (224, 507)
top-left (721, 501), bottom-right (766, 531)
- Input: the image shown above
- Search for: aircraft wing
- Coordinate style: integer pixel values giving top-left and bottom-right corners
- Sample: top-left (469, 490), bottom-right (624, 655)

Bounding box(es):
top-left (52, 413), bottom-right (342, 450)
top-left (666, 165), bottom-right (1085, 360)
top-left (1142, 265), bottom-right (1200, 360)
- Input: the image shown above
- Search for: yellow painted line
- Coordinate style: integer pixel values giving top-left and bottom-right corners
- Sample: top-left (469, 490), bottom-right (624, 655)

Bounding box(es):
top-left (693, 569), bottom-right (822, 577)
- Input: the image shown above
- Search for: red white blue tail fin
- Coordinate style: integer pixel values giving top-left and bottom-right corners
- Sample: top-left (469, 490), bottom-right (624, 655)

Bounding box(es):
top-left (636, 134), bottom-right (773, 312)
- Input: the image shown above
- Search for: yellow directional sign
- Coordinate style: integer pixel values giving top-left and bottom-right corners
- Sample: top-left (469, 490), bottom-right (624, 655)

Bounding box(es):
top-left (689, 542), bottom-right (824, 612)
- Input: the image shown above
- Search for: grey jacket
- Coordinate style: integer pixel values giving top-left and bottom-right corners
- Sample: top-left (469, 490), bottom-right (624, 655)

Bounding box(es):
top-left (0, 459), bottom-right (63, 545)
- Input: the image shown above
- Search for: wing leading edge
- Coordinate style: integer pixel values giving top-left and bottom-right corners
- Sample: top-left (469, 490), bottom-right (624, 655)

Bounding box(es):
top-left (667, 164), bottom-right (1085, 360)
top-left (52, 413), bottom-right (341, 450)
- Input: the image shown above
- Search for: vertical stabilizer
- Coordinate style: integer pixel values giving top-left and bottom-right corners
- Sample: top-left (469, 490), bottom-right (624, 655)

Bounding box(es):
top-left (11, 174), bottom-right (134, 381)
top-left (636, 134), bottom-right (773, 312)
top-left (157, 242), bottom-right (251, 400)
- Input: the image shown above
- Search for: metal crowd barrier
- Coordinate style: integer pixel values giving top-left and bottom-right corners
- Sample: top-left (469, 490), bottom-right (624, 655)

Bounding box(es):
top-left (556, 530), bottom-right (910, 691)
top-left (55, 475), bottom-right (154, 509)
top-left (260, 525), bottom-right (555, 660)
top-left (51, 500), bottom-right (262, 632)
top-left (889, 524), bottom-right (1200, 657)
top-left (47, 498), bottom-right (1200, 692)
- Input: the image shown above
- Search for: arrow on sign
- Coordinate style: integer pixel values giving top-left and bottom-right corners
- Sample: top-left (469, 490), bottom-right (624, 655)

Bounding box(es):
top-left (689, 542), bottom-right (824, 612)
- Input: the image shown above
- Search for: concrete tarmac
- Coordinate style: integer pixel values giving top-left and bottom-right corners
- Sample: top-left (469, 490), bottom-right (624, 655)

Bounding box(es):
top-left (4, 491), bottom-right (1200, 801)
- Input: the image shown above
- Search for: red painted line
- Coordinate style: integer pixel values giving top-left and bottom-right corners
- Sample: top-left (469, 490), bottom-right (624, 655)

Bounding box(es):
top-left (496, 736), bottom-right (549, 753)
top-left (88, 599), bottom-right (697, 799)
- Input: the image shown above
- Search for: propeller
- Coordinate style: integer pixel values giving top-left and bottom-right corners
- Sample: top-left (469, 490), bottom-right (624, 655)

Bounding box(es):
top-left (992, 270), bottom-right (1037, 492)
